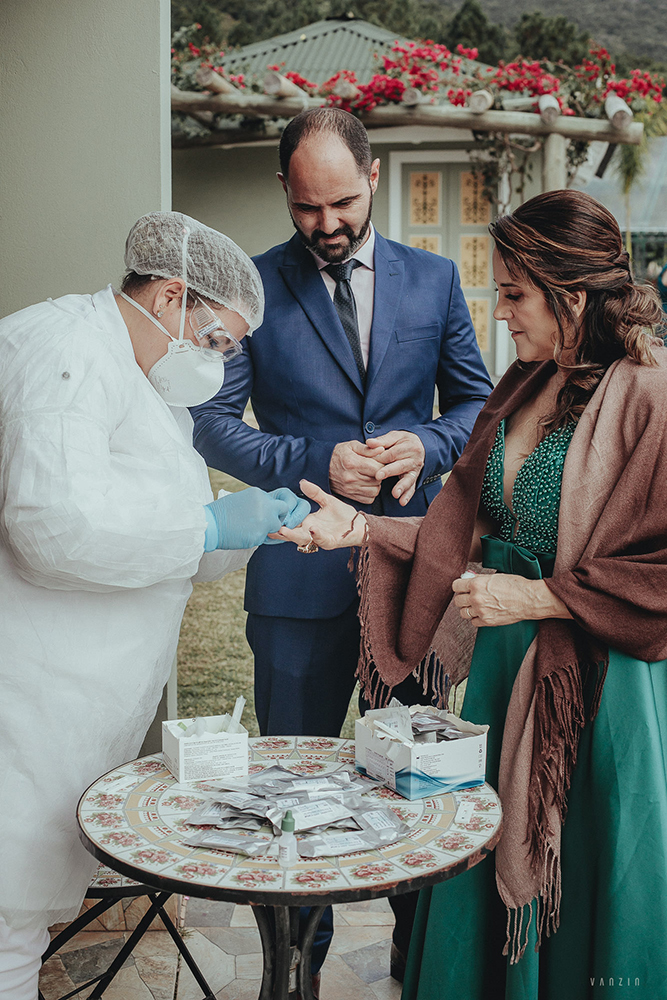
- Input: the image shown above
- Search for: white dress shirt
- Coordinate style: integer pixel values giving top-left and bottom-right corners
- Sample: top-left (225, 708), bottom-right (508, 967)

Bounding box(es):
top-left (312, 224), bottom-right (376, 368)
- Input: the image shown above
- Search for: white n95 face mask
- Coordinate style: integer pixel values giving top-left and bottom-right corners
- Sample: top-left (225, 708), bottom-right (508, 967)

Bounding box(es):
top-left (119, 288), bottom-right (225, 407)
top-left (119, 223), bottom-right (226, 407)
top-left (146, 337), bottom-right (225, 406)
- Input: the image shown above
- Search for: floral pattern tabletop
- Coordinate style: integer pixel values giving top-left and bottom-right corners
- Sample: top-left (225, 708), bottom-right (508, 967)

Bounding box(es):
top-left (77, 738), bottom-right (501, 903)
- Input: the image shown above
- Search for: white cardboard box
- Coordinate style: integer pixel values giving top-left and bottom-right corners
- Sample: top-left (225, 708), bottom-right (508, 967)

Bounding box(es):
top-left (355, 707), bottom-right (488, 800)
top-left (162, 716), bottom-right (248, 784)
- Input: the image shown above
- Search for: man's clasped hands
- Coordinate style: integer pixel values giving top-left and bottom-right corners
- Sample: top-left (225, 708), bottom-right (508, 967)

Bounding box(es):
top-left (329, 430), bottom-right (426, 506)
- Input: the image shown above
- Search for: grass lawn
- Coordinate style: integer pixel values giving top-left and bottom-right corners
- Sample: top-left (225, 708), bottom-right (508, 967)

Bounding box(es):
top-left (176, 467), bottom-right (362, 739)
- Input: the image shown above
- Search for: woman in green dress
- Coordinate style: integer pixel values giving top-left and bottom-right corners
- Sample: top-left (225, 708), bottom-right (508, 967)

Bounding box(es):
top-left (274, 189), bottom-right (667, 998)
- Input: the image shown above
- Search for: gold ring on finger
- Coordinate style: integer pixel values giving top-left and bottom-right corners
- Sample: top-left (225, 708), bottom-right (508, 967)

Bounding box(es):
top-left (297, 540), bottom-right (319, 554)
top-left (464, 606), bottom-right (473, 620)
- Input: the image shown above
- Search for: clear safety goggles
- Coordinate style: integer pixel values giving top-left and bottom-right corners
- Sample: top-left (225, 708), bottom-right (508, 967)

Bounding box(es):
top-left (189, 297), bottom-right (244, 361)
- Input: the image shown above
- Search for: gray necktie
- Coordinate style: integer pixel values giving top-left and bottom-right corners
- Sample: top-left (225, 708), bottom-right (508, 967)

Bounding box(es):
top-left (325, 259), bottom-right (365, 383)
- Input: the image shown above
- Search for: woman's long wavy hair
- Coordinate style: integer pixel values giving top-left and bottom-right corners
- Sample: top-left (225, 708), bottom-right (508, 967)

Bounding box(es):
top-left (489, 189), bottom-right (663, 432)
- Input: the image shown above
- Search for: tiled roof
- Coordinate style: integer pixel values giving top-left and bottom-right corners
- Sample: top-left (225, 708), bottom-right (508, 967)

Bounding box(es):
top-left (221, 18), bottom-right (412, 84)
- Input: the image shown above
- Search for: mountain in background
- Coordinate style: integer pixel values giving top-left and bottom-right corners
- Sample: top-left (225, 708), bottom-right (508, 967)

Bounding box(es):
top-left (173, 0), bottom-right (667, 69)
top-left (473, 0), bottom-right (667, 65)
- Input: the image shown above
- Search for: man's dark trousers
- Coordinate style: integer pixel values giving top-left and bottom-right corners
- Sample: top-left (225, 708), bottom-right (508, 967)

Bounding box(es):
top-left (247, 601), bottom-right (362, 738)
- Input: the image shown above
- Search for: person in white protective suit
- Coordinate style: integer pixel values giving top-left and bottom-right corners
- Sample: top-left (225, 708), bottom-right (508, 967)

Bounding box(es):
top-left (0, 212), bottom-right (310, 1000)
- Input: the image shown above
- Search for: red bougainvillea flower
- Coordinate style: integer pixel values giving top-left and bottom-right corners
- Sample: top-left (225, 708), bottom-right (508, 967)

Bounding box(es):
top-left (491, 60), bottom-right (561, 97)
top-left (604, 69), bottom-right (664, 102)
top-left (447, 87), bottom-right (472, 106)
top-left (456, 44), bottom-right (479, 60)
top-left (354, 74), bottom-right (407, 112)
top-left (172, 31), bottom-right (664, 126)
top-left (284, 70), bottom-right (318, 94)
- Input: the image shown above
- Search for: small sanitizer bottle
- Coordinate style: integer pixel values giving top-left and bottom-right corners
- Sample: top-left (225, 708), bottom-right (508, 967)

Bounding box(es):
top-left (278, 810), bottom-right (297, 868)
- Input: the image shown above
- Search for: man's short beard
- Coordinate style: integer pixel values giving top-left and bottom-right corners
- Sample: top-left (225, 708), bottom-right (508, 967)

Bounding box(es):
top-left (292, 195), bottom-right (373, 263)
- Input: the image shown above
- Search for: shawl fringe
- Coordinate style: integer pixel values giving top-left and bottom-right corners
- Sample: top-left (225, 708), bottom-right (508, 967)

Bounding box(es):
top-left (528, 661), bottom-right (586, 863)
top-left (503, 848), bottom-right (561, 964)
top-left (354, 539), bottom-right (379, 702)
top-left (528, 642), bottom-right (608, 861)
top-left (504, 901), bottom-right (533, 964)
top-left (354, 537), bottom-right (456, 710)
top-left (510, 640), bottom-right (608, 958)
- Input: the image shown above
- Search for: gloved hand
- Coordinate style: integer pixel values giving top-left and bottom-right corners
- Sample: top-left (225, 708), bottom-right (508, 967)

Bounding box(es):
top-left (263, 488), bottom-right (312, 545)
top-left (203, 487), bottom-right (310, 551)
top-left (204, 487), bottom-right (289, 551)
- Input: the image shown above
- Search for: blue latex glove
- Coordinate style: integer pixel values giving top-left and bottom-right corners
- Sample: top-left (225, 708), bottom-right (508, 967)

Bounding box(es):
top-left (204, 488), bottom-right (291, 551)
top-left (263, 488), bottom-right (312, 545)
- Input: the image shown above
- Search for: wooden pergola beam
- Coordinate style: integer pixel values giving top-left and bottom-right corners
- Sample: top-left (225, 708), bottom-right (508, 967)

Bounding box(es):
top-left (172, 85), bottom-right (320, 120)
top-left (171, 85), bottom-right (644, 145)
top-left (359, 104), bottom-right (643, 144)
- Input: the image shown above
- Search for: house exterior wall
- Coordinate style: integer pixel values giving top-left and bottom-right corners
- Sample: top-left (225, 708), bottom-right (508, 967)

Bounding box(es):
top-left (173, 145), bottom-right (294, 257)
top-left (0, 0), bottom-right (171, 317)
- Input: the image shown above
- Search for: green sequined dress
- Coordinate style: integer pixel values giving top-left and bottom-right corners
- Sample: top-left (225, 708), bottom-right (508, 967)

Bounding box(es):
top-left (402, 420), bottom-right (667, 1000)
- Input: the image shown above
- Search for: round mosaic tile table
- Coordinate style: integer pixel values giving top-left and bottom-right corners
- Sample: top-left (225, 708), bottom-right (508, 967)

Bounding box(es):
top-left (77, 737), bottom-right (502, 1000)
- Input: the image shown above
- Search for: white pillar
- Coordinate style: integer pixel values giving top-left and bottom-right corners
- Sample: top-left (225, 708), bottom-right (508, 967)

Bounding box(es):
top-left (0, 0), bottom-right (172, 317)
top-left (542, 133), bottom-right (567, 192)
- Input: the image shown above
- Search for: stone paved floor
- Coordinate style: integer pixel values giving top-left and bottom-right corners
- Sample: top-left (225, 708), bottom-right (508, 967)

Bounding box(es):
top-left (39, 897), bottom-right (403, 1000)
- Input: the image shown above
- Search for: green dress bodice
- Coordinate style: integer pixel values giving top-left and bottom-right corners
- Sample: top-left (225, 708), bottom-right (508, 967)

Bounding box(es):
top-left (480, 418), bottom-right (575, 555)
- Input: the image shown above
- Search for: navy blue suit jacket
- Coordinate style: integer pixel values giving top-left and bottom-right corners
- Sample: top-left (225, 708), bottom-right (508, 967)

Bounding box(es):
top-left (192, 231), bottom-right (492, 619)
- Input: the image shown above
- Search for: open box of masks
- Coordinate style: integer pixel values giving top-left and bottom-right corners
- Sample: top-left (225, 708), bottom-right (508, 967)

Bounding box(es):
top-left (355, 702), bottom-right (488, 800)
top-left (162, 697), bottom-right (248, 784)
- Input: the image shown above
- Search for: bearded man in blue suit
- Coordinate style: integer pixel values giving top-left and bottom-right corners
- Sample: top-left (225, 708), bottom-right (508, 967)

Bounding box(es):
top-left (193, 106), bottom-right (493, 732)
top-left (191, 107), bottom-right (492, 986)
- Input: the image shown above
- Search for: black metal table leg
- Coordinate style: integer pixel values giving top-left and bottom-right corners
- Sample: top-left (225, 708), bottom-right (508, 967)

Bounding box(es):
top-left (40, 890), bottom-right (217, 1000)
top-left (250, 903), bottom-right (326, 1000)
top-left (153, 894), bottom-right (217, 998)
top-left (251, 904), bottom-right (276, 1000)
top-left (39, 895), bottom-right (169, 1000)
top-left (273, 905), bottom-right (292, 999)
top-left (85, 892), bottom-right (169, 999)
top-left (41, 898), bottom-right (121, 963)
top-left (297, 905), bottom-right (326, 1000)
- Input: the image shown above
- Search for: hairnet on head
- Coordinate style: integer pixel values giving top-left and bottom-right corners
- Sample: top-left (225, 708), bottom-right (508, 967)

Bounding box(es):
top-left (124, 212), bottom-right (264, 332)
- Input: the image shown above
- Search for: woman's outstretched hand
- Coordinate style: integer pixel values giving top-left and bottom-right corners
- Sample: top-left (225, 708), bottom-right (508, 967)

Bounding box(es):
top-left (269, 480), bottom-right (367, 549)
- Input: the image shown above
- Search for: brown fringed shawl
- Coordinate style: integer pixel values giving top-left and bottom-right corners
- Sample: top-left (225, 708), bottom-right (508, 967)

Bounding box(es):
top-left (356, 351), bottom-right (667, 959)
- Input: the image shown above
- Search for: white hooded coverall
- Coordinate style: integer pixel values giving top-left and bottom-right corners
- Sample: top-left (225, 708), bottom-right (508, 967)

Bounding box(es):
top-left (0, 285), bottom-right (246, 942)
